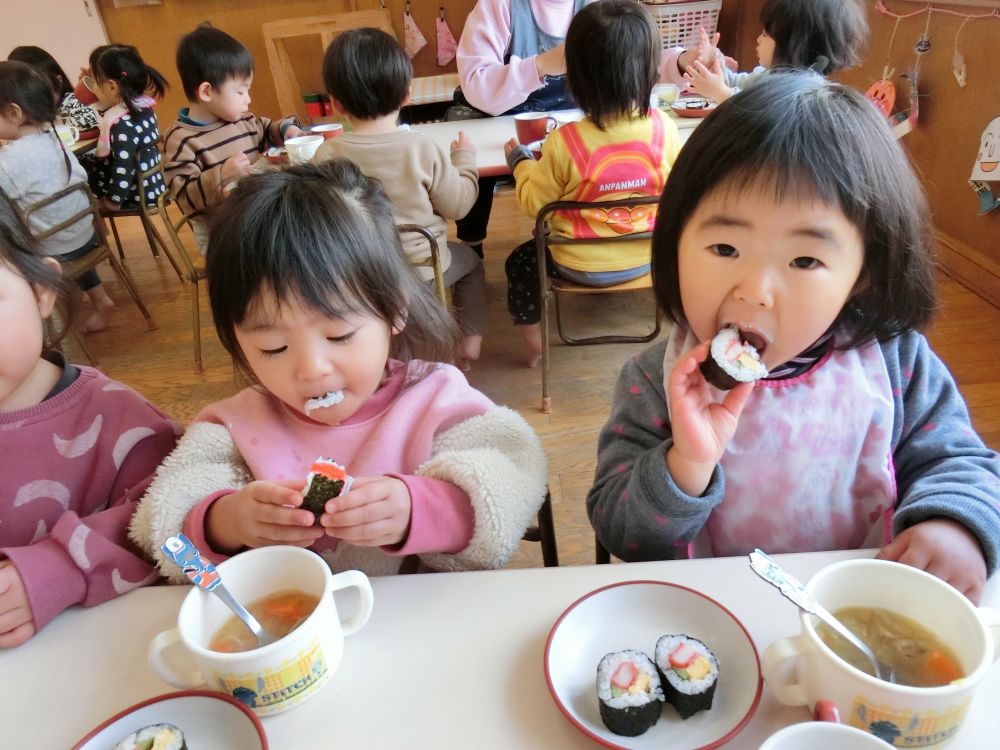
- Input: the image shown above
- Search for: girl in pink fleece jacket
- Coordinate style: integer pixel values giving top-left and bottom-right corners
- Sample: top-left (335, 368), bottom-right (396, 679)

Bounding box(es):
top-left (131, 159), bottom-right (548, 579)
top-left (0, 191), bottom-right (178, 648)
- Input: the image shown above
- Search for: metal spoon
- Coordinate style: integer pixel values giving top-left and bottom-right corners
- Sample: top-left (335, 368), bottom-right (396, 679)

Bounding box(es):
top-left (162, 534), bottom-right (278, 649)
top-left (748, 549), bottom-right (894, 683)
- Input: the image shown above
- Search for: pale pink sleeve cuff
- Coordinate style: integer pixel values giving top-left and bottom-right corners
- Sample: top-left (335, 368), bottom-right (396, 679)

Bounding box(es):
top-left (182, 491), bottom-right (237, 564)
top-left (659, 47), bottom-right (688, 86)
top-left (384, 475), bottom-right (474, 556)
top-left (1, 539), bottom-right (86, 632)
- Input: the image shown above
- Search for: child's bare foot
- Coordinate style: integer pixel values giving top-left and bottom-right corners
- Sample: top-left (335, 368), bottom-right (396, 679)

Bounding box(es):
top-left (456, 335), bottom-right (482, 371)
top-left (82, 307), bottom-right (111, 333)
top-left (519, 324), bottom-right (543, 368)
top-left (82, 291), bottom-right (115, 333)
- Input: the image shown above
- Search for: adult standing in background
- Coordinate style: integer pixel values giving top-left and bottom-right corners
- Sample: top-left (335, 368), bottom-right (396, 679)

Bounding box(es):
top-left (454, 0), bottom-right (718, 256)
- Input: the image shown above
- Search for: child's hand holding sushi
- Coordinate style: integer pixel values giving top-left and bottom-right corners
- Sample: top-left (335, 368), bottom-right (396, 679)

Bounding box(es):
top-left (320, 476), bottom-right (412, 547)
top-left (0, 559), bottom-right (35, 648)
top-left (665, 341), bottom-right (754, 497)
top-left (877, 518), bottom-right (987, 605)
top-left (205, 480), bottom-right (326, 553)
top-left (684, 57), bottom-right (733, 103)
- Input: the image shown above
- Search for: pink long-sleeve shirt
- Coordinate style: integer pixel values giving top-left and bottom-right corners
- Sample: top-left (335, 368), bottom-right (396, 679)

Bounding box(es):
top-left (0, 366), bottom-right (178, 631)
top-left (457, 0), bottom-right (688, 115)
top-left (182, 361), bottom-right (492, 562)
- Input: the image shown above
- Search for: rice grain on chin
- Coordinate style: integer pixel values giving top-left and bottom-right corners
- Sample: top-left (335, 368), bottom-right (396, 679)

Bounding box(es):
top-left (304, 390), bottom-right (345, 414)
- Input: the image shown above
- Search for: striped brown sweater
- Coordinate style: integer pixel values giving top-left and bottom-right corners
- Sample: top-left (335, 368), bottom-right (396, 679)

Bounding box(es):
top-left (161, 111), bottom-right (295, 217)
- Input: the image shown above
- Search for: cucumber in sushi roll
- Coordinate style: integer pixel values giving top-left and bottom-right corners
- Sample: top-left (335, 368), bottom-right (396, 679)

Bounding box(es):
top-left (112, 724), bottom-right (187, 750)
top-left (654, 634), bottom-right (719, 719)
top-left (596, 650), bottom-right (664, 736)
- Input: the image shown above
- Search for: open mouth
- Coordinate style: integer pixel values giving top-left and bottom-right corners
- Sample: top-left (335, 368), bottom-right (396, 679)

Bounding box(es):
top-left (304, 390), bottom-right (345, 414)
top-left (736, 327), bottom-right (768, 357)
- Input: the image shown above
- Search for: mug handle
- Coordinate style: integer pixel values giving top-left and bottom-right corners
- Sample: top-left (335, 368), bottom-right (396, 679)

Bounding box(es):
top-left (149, 627), bottom-right (205, 689)
top-left (761, 634), bottom-right (811, 707)
top-left (328, 569), bottom-right (374, 636)
top-left (814, 700), bottom-right (841, 723)
top-left (978, 606), bottom-right (1000, 662)
top-left (544, 116), bottom-right (557, 134)
top-left (68, 125), bottom-right (79, 142)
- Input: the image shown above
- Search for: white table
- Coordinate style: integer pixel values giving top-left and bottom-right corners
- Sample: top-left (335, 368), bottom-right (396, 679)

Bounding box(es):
top-left (3, 550), bottom-right (997, 748)
top-left (416, 107), bottom-right (702, 177)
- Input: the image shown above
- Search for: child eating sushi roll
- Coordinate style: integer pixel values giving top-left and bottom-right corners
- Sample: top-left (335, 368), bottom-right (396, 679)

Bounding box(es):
top-left (587, 73), bottom-right (1000, 604)
top-left (130, 160), bottom-right (548, 578)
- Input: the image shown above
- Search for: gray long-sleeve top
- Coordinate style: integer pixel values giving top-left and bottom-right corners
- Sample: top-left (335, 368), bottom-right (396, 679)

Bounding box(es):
top-left (587, 330), bottom-right (1000, 572)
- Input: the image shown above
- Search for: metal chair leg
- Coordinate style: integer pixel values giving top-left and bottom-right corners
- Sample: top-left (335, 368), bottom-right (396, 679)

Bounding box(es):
top-left (105, 253), bottom-right (157, 331)
top-left (596, 535), bottom-right (611, 565)
top-left (107, 215), bottom-right (126, 262)
top-left (191, 276), bottom-right (203, 374)
top-left (143, 213), bottom-right (184, 281)
top-left (537, 492), bottom-right (559, 567)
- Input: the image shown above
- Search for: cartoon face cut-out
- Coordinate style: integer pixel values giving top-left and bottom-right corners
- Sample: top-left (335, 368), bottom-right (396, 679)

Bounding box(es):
top-left (970, 116), bottom-right (1000, 181)
top-left (865, 79), bottom-right (897, 117)
top-left (581, 202), bottom-right (656, 235)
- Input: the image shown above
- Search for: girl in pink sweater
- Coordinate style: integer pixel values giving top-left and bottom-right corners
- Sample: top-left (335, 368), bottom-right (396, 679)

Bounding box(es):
top-left (0, 191), bottom-right (178, 647)
top-left (131, 160), bottom-right (547, 578)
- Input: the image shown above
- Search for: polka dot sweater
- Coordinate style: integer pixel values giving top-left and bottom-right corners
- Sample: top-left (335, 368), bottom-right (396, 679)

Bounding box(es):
top-left (587, 329), bottom-right (1000, 571)
top-left (80, 106), bottom-right (165, 209)
top-left (0, 366), bottom-right (178, 632)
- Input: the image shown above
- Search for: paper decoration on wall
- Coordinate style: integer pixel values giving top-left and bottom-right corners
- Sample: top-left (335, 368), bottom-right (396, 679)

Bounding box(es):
top-left (970, 116), bottom-right (1000, 215)
top-left (436, 6), bottom-right (458, 67)
top-left (889, 73), bottom-right (919, 140)
top-left (952, 18), bottom-right (971, 88)
top-left (403, 1), bottom-right (428, 59)
top-left (865, 9), bottom-right (929, 141)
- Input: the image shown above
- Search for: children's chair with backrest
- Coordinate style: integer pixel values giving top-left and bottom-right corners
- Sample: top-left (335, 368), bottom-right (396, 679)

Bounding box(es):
top-left (397, 223), bottom-right (447, 307)
top-left (153, 193), bottom-right (206, 373)
top-left (21, 181), bottom-right (158, 333)
top-left (535, 197), bottom-right (662, 413)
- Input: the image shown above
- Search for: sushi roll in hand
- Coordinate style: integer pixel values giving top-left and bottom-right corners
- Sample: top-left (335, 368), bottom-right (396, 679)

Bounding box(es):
top-left (302, 457), bottom-right (353, 523)
top-left (596, 650), bottom-right (664, 736)
top-left (654, 635), bottom-right (719, 719)
top-left (699, 326), bottom-right (768, 390)
top-left (112, 724), bottom-right (186, 750)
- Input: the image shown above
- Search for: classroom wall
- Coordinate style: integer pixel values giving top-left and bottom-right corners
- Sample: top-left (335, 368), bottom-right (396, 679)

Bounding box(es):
top-left (95, 0), bottom-right (477, 123)
top-left (727, 0), bottom-right (1000, 305)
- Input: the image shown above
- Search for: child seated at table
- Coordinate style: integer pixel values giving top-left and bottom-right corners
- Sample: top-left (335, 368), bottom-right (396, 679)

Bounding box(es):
top-left (682, 0), bottom-right (868, 103)
top-left (162, 23), bottom-right (303, 250)
top-left (502, 0), bottom-right (681, 367)
top-left (7, 46), bottom-right (98, 131)
top-left (77, 45), bottom-right (168, 212)
top-left (130, 160), bottom-right (547, 579)
top-left (313, 29), bottom-right (487, 370)
top-left (0, 61), bottom-right (116, 332)
top-left (0, 191), bottom-right (178, 647)
top-left (588, 73), bottom-right (1000, 604)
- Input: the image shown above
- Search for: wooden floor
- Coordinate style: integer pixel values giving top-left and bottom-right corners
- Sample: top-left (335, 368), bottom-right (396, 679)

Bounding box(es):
top-left (64, 192), bottom-right (1000, 570)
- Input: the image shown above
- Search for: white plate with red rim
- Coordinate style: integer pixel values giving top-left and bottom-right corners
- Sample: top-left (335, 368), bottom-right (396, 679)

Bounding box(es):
top-left (71, 690), bottom-right (268, 749)
top-left (544, 580), bottom-right (762, 750)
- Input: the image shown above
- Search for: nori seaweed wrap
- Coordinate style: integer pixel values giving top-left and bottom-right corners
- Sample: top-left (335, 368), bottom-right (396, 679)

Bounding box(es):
top-left (596, 650), bottom-right (664, 736)
top-left (654, 634), bottom-right (719, 719)
top-left (302, 457), bottom-right (352, 522)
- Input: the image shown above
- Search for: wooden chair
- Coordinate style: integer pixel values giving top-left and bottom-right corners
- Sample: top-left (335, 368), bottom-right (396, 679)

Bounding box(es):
top-left (596, 535), bottom-right (611, 565)
top-left (22, 181), bottom-right (157, 332)
top-left (535, 197), bottom-right (662, 413)
top-left (102, 150), bottom-right (183, 282)
top-left (152, 194), bottom-right (207, 373)
top-left (397, 223), bottom-right (447, 306)
top-left (262, 10), bottom-right (395, 125)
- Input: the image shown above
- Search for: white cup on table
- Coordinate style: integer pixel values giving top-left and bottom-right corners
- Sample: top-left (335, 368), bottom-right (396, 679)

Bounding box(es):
top-left (55, 123), bottom-right (79, 145)
top-left (283, 134), bottom-right (325, 165)
top-left (148, 545), bottom-right (374, 717)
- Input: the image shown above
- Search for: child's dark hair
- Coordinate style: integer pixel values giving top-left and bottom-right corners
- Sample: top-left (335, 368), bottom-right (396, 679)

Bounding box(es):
top-left (176, 23), bottom-right (254, 102)
top-left (565, 0), bottom-right (659, 129)
top-left (7, 46), bottom-right (72, 100)
top-left (92, 45), bottom-right (167, 115)
top-left (651, 72), bottom-right (936, 350)
top-left (322, 28), bottom-right (411, 120)
top-left (0, 189), bottom-right (74, 344)
top-left (206, 159), bottom-right (458, 379)
top-left (761, 0), bottom-right (868, 74)
top-left (0, 60), bottom-right (57, 124)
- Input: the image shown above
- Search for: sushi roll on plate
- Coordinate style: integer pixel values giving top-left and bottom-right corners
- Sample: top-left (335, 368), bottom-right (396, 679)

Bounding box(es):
top-left (112, 724), bottom-right (186, 750)
top-left (654, 635), bottom-right (720, 719)
top-left (596, 650), bottom-right (665, 736)
top-left (699, 326), bottom-right (768, 390)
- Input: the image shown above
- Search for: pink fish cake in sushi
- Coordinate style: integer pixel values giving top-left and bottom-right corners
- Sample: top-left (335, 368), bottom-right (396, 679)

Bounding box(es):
top-left (699, 326), bottom-right (768, 390)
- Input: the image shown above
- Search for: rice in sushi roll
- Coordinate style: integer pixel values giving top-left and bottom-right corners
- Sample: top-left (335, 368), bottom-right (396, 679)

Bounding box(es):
top-left (699, 326), bottom-right (768, 390)
top-left (654, 635), bottom-right (719, 719)
top-left (112, 724), bottom-right (187, 750)
top-left (596, 650), bottom-right (664, 736)
top-left (302, 457), bottom-right (352, 522)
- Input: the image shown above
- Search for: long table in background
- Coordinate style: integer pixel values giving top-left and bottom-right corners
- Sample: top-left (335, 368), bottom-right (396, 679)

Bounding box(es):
top-left (417, 107), bottom-right (703, 177)
top-left (2, 549), bottom-right (998, 748)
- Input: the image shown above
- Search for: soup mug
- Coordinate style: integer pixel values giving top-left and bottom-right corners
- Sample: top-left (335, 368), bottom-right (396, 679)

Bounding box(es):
top-left (762, 559), bottom-right (1000, 747)
top-left (310, 123), bottom-right (344, 140)
top-left (759, 701), bottom-right (891, 748)
top-left (283, 135), bottom-right (325, 165)
top-left (514, 112), bottom-right (556, 145)
top-left (149, 546), bottom-right (374, 716)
